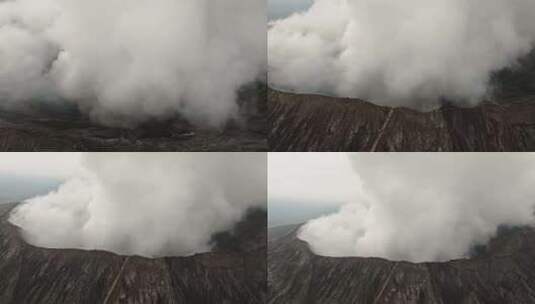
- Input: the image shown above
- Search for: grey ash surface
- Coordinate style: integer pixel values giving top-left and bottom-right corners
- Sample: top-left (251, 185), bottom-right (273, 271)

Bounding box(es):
top-left (268, 224), bottom-right (535, 304)
top-left (269, 89), bottom-right (535, 152)
top-left (0, 204), bottom-right (267, 304)
top-left (269, 51), bottom-right (535, 152)
top-left (0, 84), bottom-right (267, 152)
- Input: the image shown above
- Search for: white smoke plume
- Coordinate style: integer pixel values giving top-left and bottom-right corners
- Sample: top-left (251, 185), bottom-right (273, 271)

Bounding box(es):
top-left (269, 0), bottom-right (535, 108)
top-left (299, 153), bottom-right (535, 262)
top-left (0, 0), bottom-right (265, 127)
top-left (9, 153), bottom-right (267, 257)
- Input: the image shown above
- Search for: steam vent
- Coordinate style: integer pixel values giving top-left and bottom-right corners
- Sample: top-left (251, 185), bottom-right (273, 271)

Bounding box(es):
top-left (3, 0), bottom-right (535, 303)
top-left (268, 224), bottom-right (535, 304)
top-left (0, 204), bottom-right (266, 304)
top-left (268, 2), bottom-right (535, 152)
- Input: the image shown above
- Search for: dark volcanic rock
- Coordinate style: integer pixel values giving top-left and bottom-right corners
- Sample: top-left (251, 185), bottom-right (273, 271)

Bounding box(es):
top-left (0, 204), bottom-right (266, 304)
top-left (268, 224), bottom-right (535, 304)
top-left (0, 83), bottom-right (267, 152)
top-left (268, 89), bottom-right (535, 151)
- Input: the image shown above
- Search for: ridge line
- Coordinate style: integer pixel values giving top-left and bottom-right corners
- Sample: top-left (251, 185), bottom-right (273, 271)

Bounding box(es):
top-left (103, 256), bottom-right (130, 304)
top-left (370, 108), bottom-right (395, 152)
top-left (372, 262), bottom-right (399, 304)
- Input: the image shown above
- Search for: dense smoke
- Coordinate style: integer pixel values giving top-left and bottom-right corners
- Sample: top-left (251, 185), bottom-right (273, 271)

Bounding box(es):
top-left (299, 153), bottom-right (535, 262)
top-left (269, 0), bottom-right (535, 108)
top-left (0, 0), bottom-right (265, 127)
top-left (9, 153), bottom-right (266, 257)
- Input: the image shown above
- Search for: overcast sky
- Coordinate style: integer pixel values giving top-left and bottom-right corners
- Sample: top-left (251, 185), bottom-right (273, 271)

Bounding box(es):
top-left (0, 153), bottom-right (81, 179)
top-left (268, 0), bottom-right (313, 20)
top-left (268, 153), bottom-right (361, 207)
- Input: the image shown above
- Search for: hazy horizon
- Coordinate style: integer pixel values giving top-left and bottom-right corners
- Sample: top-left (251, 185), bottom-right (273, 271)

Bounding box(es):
top-left (0, 153), bottom-right (79, 204)
top-left (268, 153), bottom-right (359, 227)
top-left (268, 0), bottom-right (313, 20)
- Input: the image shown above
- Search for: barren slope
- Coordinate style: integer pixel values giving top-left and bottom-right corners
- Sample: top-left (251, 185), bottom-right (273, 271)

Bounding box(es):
top-left (269, 89), bottom-right (535, 151)
top-left (0, 204), bottom-right (267, 304)
top-left (269, 224), bottom-right (535, 304)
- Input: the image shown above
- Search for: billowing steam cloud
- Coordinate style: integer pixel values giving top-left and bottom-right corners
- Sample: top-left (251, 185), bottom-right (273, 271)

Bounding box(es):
top-left (299, 153), bottom-right (535, 262)
top-left (269, 0), bottom-right (535, 108)
top-left (0, 0), bottom-right (265, 127)
top-left (9, 153), bottom-right (266, 257)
